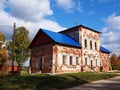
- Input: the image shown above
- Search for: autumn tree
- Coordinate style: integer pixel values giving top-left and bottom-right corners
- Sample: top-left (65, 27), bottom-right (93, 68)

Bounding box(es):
top-left (0, 32), bottom-right (5, 49)
top-left (0, 54), bottom-right (7, 69)
top-left (0, 32), bottom-right (7, 68)
top-left (116, 55), bottom-right (120, 70)
top-left (7, 26), bottom-right (30, 73)
top-left (0, 32), bottom-right (5, 41)
top-left (110, 53), bottom-right (120, 70)
top-left (118, 55), bottom-right (120, 60)
top-left (0, 32), bottom-right (7, 77)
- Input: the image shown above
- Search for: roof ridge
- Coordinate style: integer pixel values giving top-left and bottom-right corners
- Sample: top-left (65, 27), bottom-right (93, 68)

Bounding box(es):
top-left (59, 24), bottom-right (101, 33)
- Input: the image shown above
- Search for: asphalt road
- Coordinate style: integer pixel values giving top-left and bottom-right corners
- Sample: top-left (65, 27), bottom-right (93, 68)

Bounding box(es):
top-left (64, 76), bottom-right (120, 90)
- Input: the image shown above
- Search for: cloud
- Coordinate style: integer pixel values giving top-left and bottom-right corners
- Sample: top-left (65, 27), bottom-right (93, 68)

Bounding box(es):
top-left (104, 13), bottom-right (120, 31)
top-left (0, 10), bottom-right (65, 40)
top-left (101, 13), bottom-right (120, 55)
top-left (77, 1), bottom-right (83, 13)
top-left (55, 0), bottom-right (83, 13)
top-left (7, 0), bottom-right (53, 22)
top-left (0, 0), bottom-right (65, 40)
top-left (0, 0), bottom-right (5, 10)
top-left (101, 31), bottom-right (120, 44)
top-left (56, 0), bottom-right (75, 11)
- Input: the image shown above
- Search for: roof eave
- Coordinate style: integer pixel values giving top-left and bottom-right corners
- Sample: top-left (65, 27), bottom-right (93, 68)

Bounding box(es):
top-left (101, 51), bottom-right (111, 53)
top-left (55, 42), bottom-right (81, 48)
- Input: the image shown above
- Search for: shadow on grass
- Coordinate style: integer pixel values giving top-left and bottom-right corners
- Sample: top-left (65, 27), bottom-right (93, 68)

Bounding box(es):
top-left (0, 72), bottom-right (118, 90)
top-left (0, 74), bottom-right (88, 90)
top-left (35, 75), bottom-right (88, 90)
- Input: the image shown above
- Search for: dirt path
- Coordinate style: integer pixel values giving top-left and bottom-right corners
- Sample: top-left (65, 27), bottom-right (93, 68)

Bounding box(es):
top-left (64, 76), bottom-right (120, 90)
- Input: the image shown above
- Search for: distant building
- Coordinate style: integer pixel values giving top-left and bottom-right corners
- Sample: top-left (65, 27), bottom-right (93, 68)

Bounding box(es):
top-left (6, 60), bottom-right (18, 73)
top-left (29, 25), bottom-right (111, 74)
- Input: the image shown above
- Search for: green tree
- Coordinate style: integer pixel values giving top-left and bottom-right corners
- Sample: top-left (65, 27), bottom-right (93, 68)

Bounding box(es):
top-left (7, 26), bottom-right (30, 73)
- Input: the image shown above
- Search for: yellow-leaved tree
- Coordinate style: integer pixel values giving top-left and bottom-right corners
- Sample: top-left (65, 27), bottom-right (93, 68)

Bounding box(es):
top-left (0, 32), bottom-right (7, 77)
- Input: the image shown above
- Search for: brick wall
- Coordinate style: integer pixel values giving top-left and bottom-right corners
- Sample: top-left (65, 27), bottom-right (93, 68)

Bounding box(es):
top-left (30, 43), bottom-right (53, 73)
top-left (52, 44), bottom-right (82, 73)
top-left (100, 52), bottom-right (111, 71)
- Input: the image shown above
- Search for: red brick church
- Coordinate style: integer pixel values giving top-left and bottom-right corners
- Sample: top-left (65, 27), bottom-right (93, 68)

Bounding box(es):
top-left (29, 25), bottom-right (111, 74)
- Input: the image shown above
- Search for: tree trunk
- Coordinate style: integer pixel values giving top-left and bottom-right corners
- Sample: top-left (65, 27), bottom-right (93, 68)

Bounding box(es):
top-left (0, 66), bottom-right (4, 79)
top-left (0, 67), bottom-right (2, 78)
top-left (18, 64), bottom-right (22, 75)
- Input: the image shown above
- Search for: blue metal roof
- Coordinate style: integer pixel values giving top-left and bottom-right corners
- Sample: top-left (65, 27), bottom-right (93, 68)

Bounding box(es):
top-left (41, 29), bottom-right (81, 47)
top-left (100, 46), bottom-right (111, 53)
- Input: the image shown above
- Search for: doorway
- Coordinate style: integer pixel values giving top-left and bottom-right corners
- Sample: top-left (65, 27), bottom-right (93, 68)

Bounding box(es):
top-left (38, 56), bottom-right (44, 71)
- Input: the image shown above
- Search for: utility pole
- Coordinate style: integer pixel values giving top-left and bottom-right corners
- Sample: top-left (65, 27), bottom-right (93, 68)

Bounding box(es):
top-left (12, 22), bottom-right (16, 75)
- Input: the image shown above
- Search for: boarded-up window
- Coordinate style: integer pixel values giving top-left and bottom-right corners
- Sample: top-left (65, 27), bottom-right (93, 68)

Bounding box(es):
top-left (95, 42), bottom-right (97, 50)
top-left (63, 55), bottom-right (66, 64)
top-left (76, 57), bottom-right (79, 65)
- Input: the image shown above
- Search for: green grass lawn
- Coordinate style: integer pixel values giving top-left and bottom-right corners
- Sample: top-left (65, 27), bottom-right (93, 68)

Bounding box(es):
top-left (0, 72), bottom-right (119, 90)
